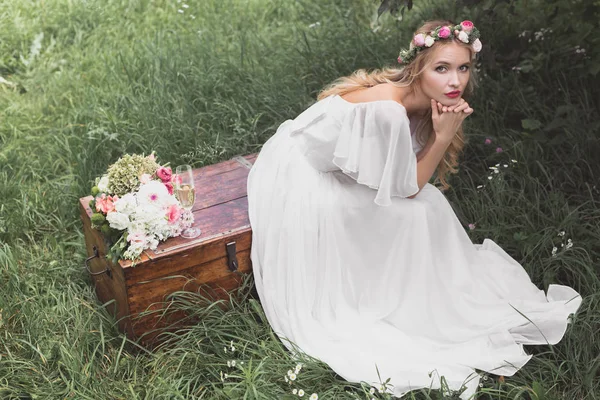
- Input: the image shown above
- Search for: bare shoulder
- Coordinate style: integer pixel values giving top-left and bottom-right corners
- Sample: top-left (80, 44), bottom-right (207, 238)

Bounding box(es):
top-left (340, 83), bottom-right (402, 105)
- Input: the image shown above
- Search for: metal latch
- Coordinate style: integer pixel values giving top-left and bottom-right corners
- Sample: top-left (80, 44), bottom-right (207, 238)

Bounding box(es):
top-left (226, 241), bottom-right (239, 272)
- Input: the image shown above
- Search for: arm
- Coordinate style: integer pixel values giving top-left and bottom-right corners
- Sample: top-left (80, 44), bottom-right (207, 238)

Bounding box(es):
top-left (407, 137), bottom-right (451, 198)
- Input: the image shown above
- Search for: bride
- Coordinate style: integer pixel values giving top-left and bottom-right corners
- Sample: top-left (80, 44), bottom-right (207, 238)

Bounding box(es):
top-left (246, 19), bottom-right (581, 399)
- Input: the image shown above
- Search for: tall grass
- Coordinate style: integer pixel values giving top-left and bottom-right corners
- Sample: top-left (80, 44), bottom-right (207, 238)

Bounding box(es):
top-left (0, 0), bottom-right (598, 399)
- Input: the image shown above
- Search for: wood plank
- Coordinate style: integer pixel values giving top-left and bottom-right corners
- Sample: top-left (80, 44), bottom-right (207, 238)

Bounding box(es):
top-left (127, 249), bottom-right (252, 314)
top-left (124, 229), bottom-right (252, 284)
top-left (141, 196), bottom-right (251, 262)
top-left (192, 166), bottom-right (250, 210)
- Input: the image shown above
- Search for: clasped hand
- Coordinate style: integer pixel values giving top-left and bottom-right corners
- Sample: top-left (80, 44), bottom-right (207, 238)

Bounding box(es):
top-left (431, 98), bottom-right (473, 143)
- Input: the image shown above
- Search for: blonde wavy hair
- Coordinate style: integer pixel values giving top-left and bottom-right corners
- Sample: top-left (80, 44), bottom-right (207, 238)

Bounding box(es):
top-left (317, 19), bottom-right (478, 192)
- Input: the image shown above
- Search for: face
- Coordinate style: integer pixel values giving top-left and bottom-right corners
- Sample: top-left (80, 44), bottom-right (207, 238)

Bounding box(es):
top-left (419, 41), bottom-right (472, 106)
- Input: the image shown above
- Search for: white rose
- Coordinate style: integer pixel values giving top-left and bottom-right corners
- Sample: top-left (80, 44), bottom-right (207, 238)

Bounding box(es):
top-left (472, 38), bottom-right (482, 52)
top-left (114, 193), bottom-right (137, 215)
top-left (458, 31), bottom-right (469, 43)
top-left (424, 35), bottom-right (435, 47)
top-left (106, 211), bottom-right (131, 230)
top-left (97, 176), bottom-right (109, 192)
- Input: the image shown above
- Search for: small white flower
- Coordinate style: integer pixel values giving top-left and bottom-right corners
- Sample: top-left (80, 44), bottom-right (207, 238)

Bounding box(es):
top-left (552, 246), bottom-right (558, 257)
top-left (285, 376), bottom-right (289, 383)
top-left (106, 211), bottom-right (130, 230)
top-left (309, 394), bottom-right (318, 400)
top-left (369, 388), bottom-right (375, 394)
top-left (292, 389), bottom-right (297, 395)
top-left (458, 31), bottom-right (469, 43)
top-left (558, 231), bottom-right (565, 237)
top-left (182, 3), bottom-right (189, 8)
top-left (298, 389), bottom-right (304, 397)
top-left (476, 185), bottom-right (483, 189)
top-left (424, 35), bottom-right (435, 47)
top-left (177, 9), bottom-right (184, 13)
top-left (487, 176), bottom-right (493, 180)
top-left (287, 369), bottom-right (293, 376)
top-left (472, 38), bottom-right (482, 52)
top-left (494, 169), bottom-right (499, 174)
top-left (308, 22), bottom-right (321, 29)
top-left (224, 347), bottom-right (227, 353)
top-left (503, 164), bottom-right (508, 168)
top-left (97, 176), bottom-right (109, 192)
top-left (227, 361), bottom-right (231, 367)
top-left (289, 372), bottom-right (297, 381)
top-left (511, 159), bottom-right (518, 163)
top-left (231, 360), bottom-right (236, 367)
top-left (224, 373), bottom-right (228, 379)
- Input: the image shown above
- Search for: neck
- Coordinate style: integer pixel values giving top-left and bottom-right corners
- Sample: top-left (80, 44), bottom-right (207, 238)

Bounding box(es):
top-left (394, 86), bottom-right (430, 119)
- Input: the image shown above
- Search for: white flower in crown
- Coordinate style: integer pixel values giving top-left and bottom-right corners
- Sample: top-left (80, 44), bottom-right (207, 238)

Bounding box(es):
top-left (457, 30), bottom-right (469, 43)
top-left (472, 38), bottom-right (482, 53)
top-left (424, 35), bottom-right (435, 47)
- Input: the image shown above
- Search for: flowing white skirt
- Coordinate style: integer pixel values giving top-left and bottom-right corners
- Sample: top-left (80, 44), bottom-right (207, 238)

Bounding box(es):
top-left (246, 120), bottom-right (582, 399)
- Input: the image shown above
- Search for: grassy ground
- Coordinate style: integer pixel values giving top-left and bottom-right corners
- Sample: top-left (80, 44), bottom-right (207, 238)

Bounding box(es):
top-left (1, 0), bottom-right (598, 398)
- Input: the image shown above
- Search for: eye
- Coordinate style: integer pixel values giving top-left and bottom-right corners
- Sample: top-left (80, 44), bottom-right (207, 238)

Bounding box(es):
top-left (459, 65), bottom-right (470, 72)
top-left (435, 66), bottom-right (448, 72)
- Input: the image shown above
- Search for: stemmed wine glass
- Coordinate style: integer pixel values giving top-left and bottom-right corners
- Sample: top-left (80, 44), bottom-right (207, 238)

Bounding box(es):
top-left (174, 164), bottom-right (201, 239)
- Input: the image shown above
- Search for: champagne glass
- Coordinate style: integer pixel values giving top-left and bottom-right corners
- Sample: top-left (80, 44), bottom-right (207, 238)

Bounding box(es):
top-left (174, 164), bottom-right (201, 239)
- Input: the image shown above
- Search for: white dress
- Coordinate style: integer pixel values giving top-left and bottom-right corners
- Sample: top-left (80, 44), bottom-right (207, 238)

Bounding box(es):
top-left (246, 94), bottom-right (582, 399)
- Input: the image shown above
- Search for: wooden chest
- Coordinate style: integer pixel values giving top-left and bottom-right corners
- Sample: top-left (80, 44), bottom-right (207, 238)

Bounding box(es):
top-left (79, 153), bottom-right (258, 346)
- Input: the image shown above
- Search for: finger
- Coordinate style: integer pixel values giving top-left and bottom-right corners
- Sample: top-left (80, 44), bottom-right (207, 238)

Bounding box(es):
top-left (462, 107), bottom-right (474, 115)
top-left (453, 102), bottom-right (469, 113)
top-left (442, 105), bottom-right (449, 113)
top-left (431, 99), bottom-right (439, 119)
top-left (437, 101), bottom-right (443, 114)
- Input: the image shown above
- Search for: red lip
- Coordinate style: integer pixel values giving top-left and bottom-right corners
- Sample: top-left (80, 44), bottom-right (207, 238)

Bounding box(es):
top-left (445, 90), bottom-right (461, 98)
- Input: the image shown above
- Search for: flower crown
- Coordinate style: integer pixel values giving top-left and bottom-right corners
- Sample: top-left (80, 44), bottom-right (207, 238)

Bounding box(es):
top-left (397, 20), bottom-right (482, 65)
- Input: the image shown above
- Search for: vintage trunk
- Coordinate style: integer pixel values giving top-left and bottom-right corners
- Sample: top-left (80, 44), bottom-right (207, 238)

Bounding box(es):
top-left (79, 153), bottom-right (258, 346)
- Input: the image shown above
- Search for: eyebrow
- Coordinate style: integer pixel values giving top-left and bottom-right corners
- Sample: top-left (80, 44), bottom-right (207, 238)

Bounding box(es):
top-left (434, 60), bottom-right (472, 66)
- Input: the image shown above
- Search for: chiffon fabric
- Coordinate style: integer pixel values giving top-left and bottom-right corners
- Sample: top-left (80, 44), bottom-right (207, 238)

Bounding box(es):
top-left (246, 94), bottom-right (582, 399)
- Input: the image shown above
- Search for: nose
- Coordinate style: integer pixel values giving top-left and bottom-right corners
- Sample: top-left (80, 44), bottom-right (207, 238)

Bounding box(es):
top-left (449, 70), bottom-right (460, 88)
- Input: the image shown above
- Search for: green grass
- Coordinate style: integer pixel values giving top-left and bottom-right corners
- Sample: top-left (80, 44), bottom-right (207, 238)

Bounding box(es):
top-left (1, 0), bottom-right (598, 399)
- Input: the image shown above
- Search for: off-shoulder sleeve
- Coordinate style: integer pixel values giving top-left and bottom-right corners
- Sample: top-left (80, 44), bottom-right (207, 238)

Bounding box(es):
top-left (332, 101), bottom-right (419, 206)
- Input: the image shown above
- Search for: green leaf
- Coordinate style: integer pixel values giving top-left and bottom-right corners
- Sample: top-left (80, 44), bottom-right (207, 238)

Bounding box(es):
top-left (522, 119), bottom-right (542, 130)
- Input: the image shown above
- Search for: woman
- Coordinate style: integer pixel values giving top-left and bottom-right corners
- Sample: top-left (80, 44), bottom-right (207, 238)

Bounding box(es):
top-left (246, 20), bottom-right (581, 399)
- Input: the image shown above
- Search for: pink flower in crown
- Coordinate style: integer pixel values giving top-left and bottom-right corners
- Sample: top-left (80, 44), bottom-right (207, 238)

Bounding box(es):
top-left (164, 182), bottom-right (174, 195)
top-left (156, 166), bottom-right (172, 183)
top-left (438, 26), bottom-right (451, 39)
top-left (413, 33), bottom-right (426, 47)
top-left (397, 55), bottom-right (403, 64)
top-left (166, 204), bottom-right (182, 225)
top-left (461, 20), bottom-right (474, 32)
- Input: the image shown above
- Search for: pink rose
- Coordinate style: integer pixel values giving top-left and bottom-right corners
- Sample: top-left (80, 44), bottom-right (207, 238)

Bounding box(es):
top-left (164, 182), bottom-right (174, 195)
top-left (461, 20), bottom-right (474, 32)
top-left (438, 26), bottom-right (451, 39)
top-left (413, 33), bottom-right (425, 47)
top-left (397, 56), bottom-right (403, 64)
top-left (166, 204), bottom-right (182, 225)
top-left (156, 166), bottom-right (172, 183)
top-left (128, 230), bottom-right (147, 244)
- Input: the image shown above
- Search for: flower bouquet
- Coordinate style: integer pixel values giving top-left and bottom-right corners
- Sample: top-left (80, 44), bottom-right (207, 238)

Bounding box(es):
top-left (89, 153), bottom-right (194, 263)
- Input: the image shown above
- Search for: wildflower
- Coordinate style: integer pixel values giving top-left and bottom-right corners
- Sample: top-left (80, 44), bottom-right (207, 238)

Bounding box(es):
top-left (289, 372), bottom-right (297, 381)
top-left (476, 185), bottom-right (483, 189)
top-left (182, 3), bottom-right (189, 8)
top-left (487, 176), bottom-right (493, 180)
top-left (177, 9), bottom-right (184, 13)
top-left (293, 389), bottom-right (298, 395)
top-left (370, 388), bottom-right (375, 394)
top-left (503, 164), bottom-right (508, 168)
top-left (484, 138), bottom-right (492, 144)
top-left (566, 239), bottom-right (573, 249)
top-left (468, 223), bottom-right (476, 230)
top-left (227, 361), bottom-right (231, 367)
top-left (378, 384), bottom-right (385, 393)
top-left (231, 360), bottom-right (236, 367)
top-left (511, 159), bottom-right (517, 163)
top-left (552, 246), bottom-right (557, 257)
top-left (310, 394), bottom-right (318, 400)
top-left (285, 376), bottom-right (289, 383)
top-left (496, 147), bottom-right (503, 153)
top-left (558, 231), bottom-right (565, 237)
top-left (479, 383), bottom-right (483, 387)
top-left (298, 389), bottom-right (305, 397)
